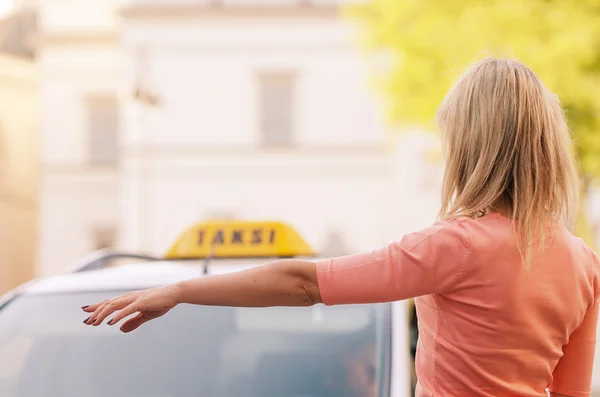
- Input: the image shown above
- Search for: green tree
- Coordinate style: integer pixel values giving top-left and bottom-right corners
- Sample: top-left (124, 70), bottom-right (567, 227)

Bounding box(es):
top-left (350, 0), bottom-right (600, 247)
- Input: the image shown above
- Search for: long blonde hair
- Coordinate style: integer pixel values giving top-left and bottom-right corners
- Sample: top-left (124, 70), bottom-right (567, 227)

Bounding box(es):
top-left (437, 58), bottom-right (579, 264)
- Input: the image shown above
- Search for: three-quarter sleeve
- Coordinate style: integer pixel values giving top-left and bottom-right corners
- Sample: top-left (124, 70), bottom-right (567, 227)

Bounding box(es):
top-left (547, 298), bottom-right (599, 397)
top-left (315, 219), bottom-right (471, 305)
top-left (548, 252), bottom-right (600, 397)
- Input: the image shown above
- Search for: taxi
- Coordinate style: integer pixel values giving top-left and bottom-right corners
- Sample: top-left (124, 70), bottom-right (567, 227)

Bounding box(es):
top-left (0, 220), bottom-right (417, 397)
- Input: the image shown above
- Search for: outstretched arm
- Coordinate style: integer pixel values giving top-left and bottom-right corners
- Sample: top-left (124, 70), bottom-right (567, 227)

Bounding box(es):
top-left (82, 219), bottom-right (470, 333)
top-left (83, 259), bottom-right (321, 332)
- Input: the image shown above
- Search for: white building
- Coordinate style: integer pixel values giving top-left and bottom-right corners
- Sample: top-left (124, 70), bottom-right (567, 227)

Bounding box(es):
top-left (37, 0), bottom-right (442, 276)
top-left (37, 0), bottom-right (122, 276)
top-left (118, 0), bottom-right (444, 257)
top-left (0, 5), bottom-right (38, 293)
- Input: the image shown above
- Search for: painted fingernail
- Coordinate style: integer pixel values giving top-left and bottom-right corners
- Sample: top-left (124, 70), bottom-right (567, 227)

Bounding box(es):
top-left (92, 318), bottom-right (98, 324)
top-left (107, 319), bottom-right (114, 326)
top-left (81, 305), bottom-right (89, 310)
top-left (83, 317), bottom-right (90, 324)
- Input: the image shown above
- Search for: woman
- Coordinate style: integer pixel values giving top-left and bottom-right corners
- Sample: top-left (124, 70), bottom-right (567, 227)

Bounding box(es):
top-left (83, 58), bottom-right (599, 397)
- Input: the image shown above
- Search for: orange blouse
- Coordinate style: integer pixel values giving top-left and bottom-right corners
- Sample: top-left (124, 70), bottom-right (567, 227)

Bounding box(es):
top-left (316, 213), bottom-right (600, 397)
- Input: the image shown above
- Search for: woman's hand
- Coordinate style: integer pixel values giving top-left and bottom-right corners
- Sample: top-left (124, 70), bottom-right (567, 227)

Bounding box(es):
top-left (82, 284), bottom-right (183, 333)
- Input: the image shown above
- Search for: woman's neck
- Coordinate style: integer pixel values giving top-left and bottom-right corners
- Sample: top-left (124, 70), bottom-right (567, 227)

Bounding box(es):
top-left (490, 200), bottom-right (512, 218)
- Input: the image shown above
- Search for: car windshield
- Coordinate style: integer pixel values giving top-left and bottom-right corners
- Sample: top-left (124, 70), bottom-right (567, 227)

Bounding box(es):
top-left (0, 291), bottom-right (390, 397)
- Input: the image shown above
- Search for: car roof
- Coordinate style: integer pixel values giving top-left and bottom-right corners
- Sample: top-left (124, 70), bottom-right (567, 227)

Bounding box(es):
top-left (20, 257), bottom-right (323, 296)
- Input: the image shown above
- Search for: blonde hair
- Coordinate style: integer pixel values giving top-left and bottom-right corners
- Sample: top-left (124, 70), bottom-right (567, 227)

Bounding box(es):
top-left (437, 58), bottom-right (579, 264)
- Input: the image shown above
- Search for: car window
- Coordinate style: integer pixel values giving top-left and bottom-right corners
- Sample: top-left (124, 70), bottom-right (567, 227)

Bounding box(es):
top-left (0, 291), bottom-right (390, 397)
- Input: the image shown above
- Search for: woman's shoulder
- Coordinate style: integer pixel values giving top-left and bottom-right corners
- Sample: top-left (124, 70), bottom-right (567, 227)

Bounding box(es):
top-left (427, 213), bottom-right (493, 238)
top-left (425, 213), bottom-right (517, 260)
top-left (436, 212), bottom-right (513, 237)
top-left (550, 225), bottom-right (600, 298)
top-left (406, 217), bottom-right (473, 252)
top-left (549, 221), bottom-right (599, 263)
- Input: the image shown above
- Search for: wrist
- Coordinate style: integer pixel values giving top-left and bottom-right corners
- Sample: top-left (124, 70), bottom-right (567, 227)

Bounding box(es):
top-left (170, 280), bottom-right (189, 304)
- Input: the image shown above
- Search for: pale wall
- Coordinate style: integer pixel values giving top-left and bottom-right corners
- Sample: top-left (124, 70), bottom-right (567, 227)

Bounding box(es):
top-left (0, 54), bottom-right (37, 293)
top-left (118, 11), bottom-right (405, 256)
top-left (40, 0), bottom-right (119, 35)
top-left (38, 171), bottom-right (118, 276)
top-left (37, 0), bottom-right (121, 276)
top-left (120, 18), bottom-right (385, 147)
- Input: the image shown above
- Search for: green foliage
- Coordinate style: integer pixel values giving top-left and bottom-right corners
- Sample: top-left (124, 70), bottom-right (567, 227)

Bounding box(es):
top-left (349, 0), bottom-right (600, 182)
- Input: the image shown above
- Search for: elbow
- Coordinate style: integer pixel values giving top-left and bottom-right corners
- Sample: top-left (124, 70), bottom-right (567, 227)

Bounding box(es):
top-left (298, 281), bottom-right (319, 306)
top-left (280, 260), bottom-right (322, 306)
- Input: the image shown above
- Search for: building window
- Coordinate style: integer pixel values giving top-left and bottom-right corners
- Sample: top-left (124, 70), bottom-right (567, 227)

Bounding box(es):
top-left (86, 94), bottom-right (119, 166)
top-left (91, 226), bottom-right (117, 251)
top-left (257, 71), bottom-right (296, 147)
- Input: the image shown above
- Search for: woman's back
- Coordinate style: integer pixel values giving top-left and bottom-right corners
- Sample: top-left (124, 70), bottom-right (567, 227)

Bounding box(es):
top-left (414, 212), bottom-right (599, 397)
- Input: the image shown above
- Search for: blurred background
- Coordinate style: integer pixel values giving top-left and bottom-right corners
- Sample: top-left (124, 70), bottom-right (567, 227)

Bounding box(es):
top-left (0, 0), bottom-right (599, 294)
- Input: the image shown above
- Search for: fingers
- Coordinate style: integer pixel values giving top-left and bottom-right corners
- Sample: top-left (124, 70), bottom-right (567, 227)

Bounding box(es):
top-left (83, 293), bottom-right (139, 326)
top-left (81, 300), bottom-right (105, 314)
top-left (119, 313), bottom-right (152, 333)
top-left (93, 298), bottom-right (133, 326)
top-left (81, 291), bottom-right (135, 316)
top-left (83, 300), bottom-right (109, 325)
top-left (106, 301), bottom-right (142, 327)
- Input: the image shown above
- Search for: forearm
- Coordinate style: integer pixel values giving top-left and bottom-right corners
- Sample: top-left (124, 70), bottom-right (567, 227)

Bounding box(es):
top-left (175, 259), bottom-right (322, 307)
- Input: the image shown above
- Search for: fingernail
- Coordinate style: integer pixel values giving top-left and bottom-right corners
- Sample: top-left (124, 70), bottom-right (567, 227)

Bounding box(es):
top-left (81, 305), bottom-right (89, 310)
top-left (83, 317), bottom-right (90, 324)
top-left (107, 319), bottom-right (114, 326)
top-left (92, 318), bottom-right (98, 324)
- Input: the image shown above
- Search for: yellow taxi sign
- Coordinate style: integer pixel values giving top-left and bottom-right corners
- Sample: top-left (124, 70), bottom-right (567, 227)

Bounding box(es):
top-left (165, 220), bottom-right (315, 259)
